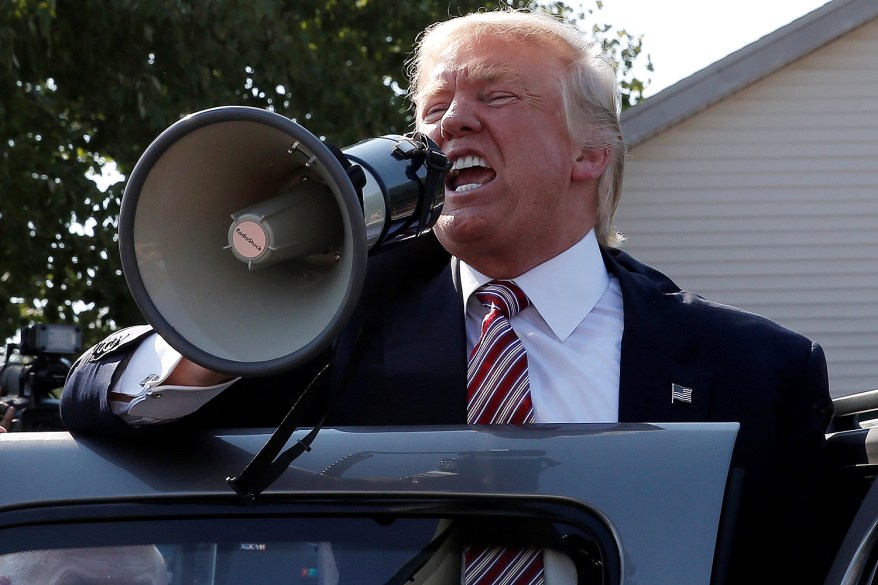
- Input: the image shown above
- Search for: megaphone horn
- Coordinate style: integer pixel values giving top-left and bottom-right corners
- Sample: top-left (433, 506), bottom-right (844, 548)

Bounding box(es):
top-left (118, 106), bottom-right (447, 377)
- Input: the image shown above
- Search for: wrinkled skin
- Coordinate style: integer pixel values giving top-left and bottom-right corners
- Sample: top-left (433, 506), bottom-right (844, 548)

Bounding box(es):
top-left (414, 36), bottom-right (609, 279)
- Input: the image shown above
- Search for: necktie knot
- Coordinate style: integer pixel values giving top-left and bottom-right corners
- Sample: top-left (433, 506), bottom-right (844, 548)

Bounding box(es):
top-left (475, 280), bottom-right (529, 319)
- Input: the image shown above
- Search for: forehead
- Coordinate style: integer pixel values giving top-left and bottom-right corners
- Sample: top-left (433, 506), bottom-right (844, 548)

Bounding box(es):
top-left (418, 37), bottom-right (560, 95)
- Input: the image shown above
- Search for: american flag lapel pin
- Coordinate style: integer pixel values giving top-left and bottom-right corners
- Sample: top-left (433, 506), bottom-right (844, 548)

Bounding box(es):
top-left (671, 383), bottom-right (693, 404)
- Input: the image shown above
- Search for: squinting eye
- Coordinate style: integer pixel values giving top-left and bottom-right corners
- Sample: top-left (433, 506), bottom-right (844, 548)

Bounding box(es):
top-left (422, 105), bottom-right (448, 122)
top-left (486, 94), bottom-right (516, 105)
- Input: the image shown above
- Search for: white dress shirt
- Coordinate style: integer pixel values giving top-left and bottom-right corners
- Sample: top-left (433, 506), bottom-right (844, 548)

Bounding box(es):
top-left (110, 329), bottom-right (236, 424)
top-left (461, 229), bottom-right (624, 423)
top-left (112, 230), bottom-right (624, 424)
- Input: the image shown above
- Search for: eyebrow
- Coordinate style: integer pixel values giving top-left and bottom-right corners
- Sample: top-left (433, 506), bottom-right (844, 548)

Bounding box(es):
top-left (419, 61), bottom-right (522, 102)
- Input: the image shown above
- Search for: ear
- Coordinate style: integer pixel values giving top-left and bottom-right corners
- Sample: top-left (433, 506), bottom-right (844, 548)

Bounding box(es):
top-left (572, 146), bottom-right (610, 182)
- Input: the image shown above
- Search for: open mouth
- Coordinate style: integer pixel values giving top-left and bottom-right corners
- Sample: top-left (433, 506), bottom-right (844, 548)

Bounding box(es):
top-left (447, 155), bottom-right (496, 193)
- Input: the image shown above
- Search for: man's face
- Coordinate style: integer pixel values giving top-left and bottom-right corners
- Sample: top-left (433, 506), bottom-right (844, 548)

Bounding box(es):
top-left (416, 36), bottom-right (600, 276)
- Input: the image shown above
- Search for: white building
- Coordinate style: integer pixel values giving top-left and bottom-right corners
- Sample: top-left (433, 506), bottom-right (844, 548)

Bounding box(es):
top-left (617, 0), bottom-right (878, 397)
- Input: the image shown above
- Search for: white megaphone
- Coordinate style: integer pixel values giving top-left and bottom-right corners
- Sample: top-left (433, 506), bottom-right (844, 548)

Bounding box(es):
top-left (118, 106), bottom-right (447, 377)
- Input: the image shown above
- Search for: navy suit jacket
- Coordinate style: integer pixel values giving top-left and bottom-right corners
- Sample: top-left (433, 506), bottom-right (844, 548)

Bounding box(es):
top-left (61, 232), bottom-right (834, 584)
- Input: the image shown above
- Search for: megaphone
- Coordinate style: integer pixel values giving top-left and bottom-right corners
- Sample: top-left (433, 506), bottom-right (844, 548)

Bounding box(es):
top-left (119, 106), bottom-right (447, 377)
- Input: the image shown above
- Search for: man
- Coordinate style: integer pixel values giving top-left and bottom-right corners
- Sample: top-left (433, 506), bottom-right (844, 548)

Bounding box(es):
top-left (61, 8), bottom-right (834, 584)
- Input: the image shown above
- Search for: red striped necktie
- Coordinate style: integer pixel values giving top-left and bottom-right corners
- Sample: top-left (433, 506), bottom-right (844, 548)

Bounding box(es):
top-left (467, 280), bottom-right (534, 424)
top-left (463, 546), bottom-right (543, 585)
top-left (465, 280), bottom-right (544, 585)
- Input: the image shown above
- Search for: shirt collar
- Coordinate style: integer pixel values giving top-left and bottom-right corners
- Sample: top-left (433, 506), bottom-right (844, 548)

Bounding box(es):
top-left (460, 229), bottom-right (610, 341)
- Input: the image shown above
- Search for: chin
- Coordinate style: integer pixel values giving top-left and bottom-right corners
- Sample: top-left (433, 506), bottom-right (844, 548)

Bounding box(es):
top-left (434, 213), bottom-right (492, 248)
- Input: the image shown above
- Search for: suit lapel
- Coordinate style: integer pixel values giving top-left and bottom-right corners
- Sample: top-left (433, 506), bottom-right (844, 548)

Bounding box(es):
top-left (382, 261), bottom-right (468, 421)
top-left (330, 235), bottom-right (467, 424)
top-left (604, 249), bottom-right (715, 422)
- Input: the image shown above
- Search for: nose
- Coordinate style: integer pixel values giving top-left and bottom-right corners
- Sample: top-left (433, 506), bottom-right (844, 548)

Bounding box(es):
top-left (439, 98), bottom-right (481, 140)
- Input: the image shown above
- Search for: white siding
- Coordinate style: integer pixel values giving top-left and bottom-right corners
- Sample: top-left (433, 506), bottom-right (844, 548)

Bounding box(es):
top-left (616, 20), bottom-right (878, 397)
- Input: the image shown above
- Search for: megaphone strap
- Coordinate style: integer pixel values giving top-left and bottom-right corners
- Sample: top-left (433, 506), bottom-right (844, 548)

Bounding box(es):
top-left (226, 362), bottom-right (330, 502)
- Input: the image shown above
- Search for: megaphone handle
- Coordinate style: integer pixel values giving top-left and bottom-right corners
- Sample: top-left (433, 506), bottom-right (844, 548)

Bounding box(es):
top-left (406, 133), bottom-right (448, 236)
top-left (417, 157), bottom-right (443, 234)
top-left (227, 362), bottom-right (329, 502)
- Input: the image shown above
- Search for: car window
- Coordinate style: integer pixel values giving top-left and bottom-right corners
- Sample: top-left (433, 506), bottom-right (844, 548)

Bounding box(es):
top-left (0, 511), bottom-right (617, 585)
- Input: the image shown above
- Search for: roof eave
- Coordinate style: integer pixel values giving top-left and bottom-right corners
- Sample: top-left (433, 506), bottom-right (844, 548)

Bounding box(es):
top-left (621, 0), bottom-right (878, 147)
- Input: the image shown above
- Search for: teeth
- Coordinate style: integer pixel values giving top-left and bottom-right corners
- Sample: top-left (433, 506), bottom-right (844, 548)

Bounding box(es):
top-left (449, 154), bottom-right (492, 193)
top-left (451, 155), bottom-right (491, 171)
top-left (455, 183), bottom-right (481, 193)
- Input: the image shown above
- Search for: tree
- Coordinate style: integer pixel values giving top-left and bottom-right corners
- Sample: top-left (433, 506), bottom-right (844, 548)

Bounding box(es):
top-left (0, 0), bottom-right (650, 349)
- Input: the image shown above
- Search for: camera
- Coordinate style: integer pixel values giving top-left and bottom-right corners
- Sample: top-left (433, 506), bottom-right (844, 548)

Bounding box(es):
top-left (0, 324), bottom-right (82, 431)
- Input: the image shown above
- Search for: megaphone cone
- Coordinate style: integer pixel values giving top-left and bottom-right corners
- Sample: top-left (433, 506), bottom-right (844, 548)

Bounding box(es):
top-left (119, 106), bottom-right (446, 377)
